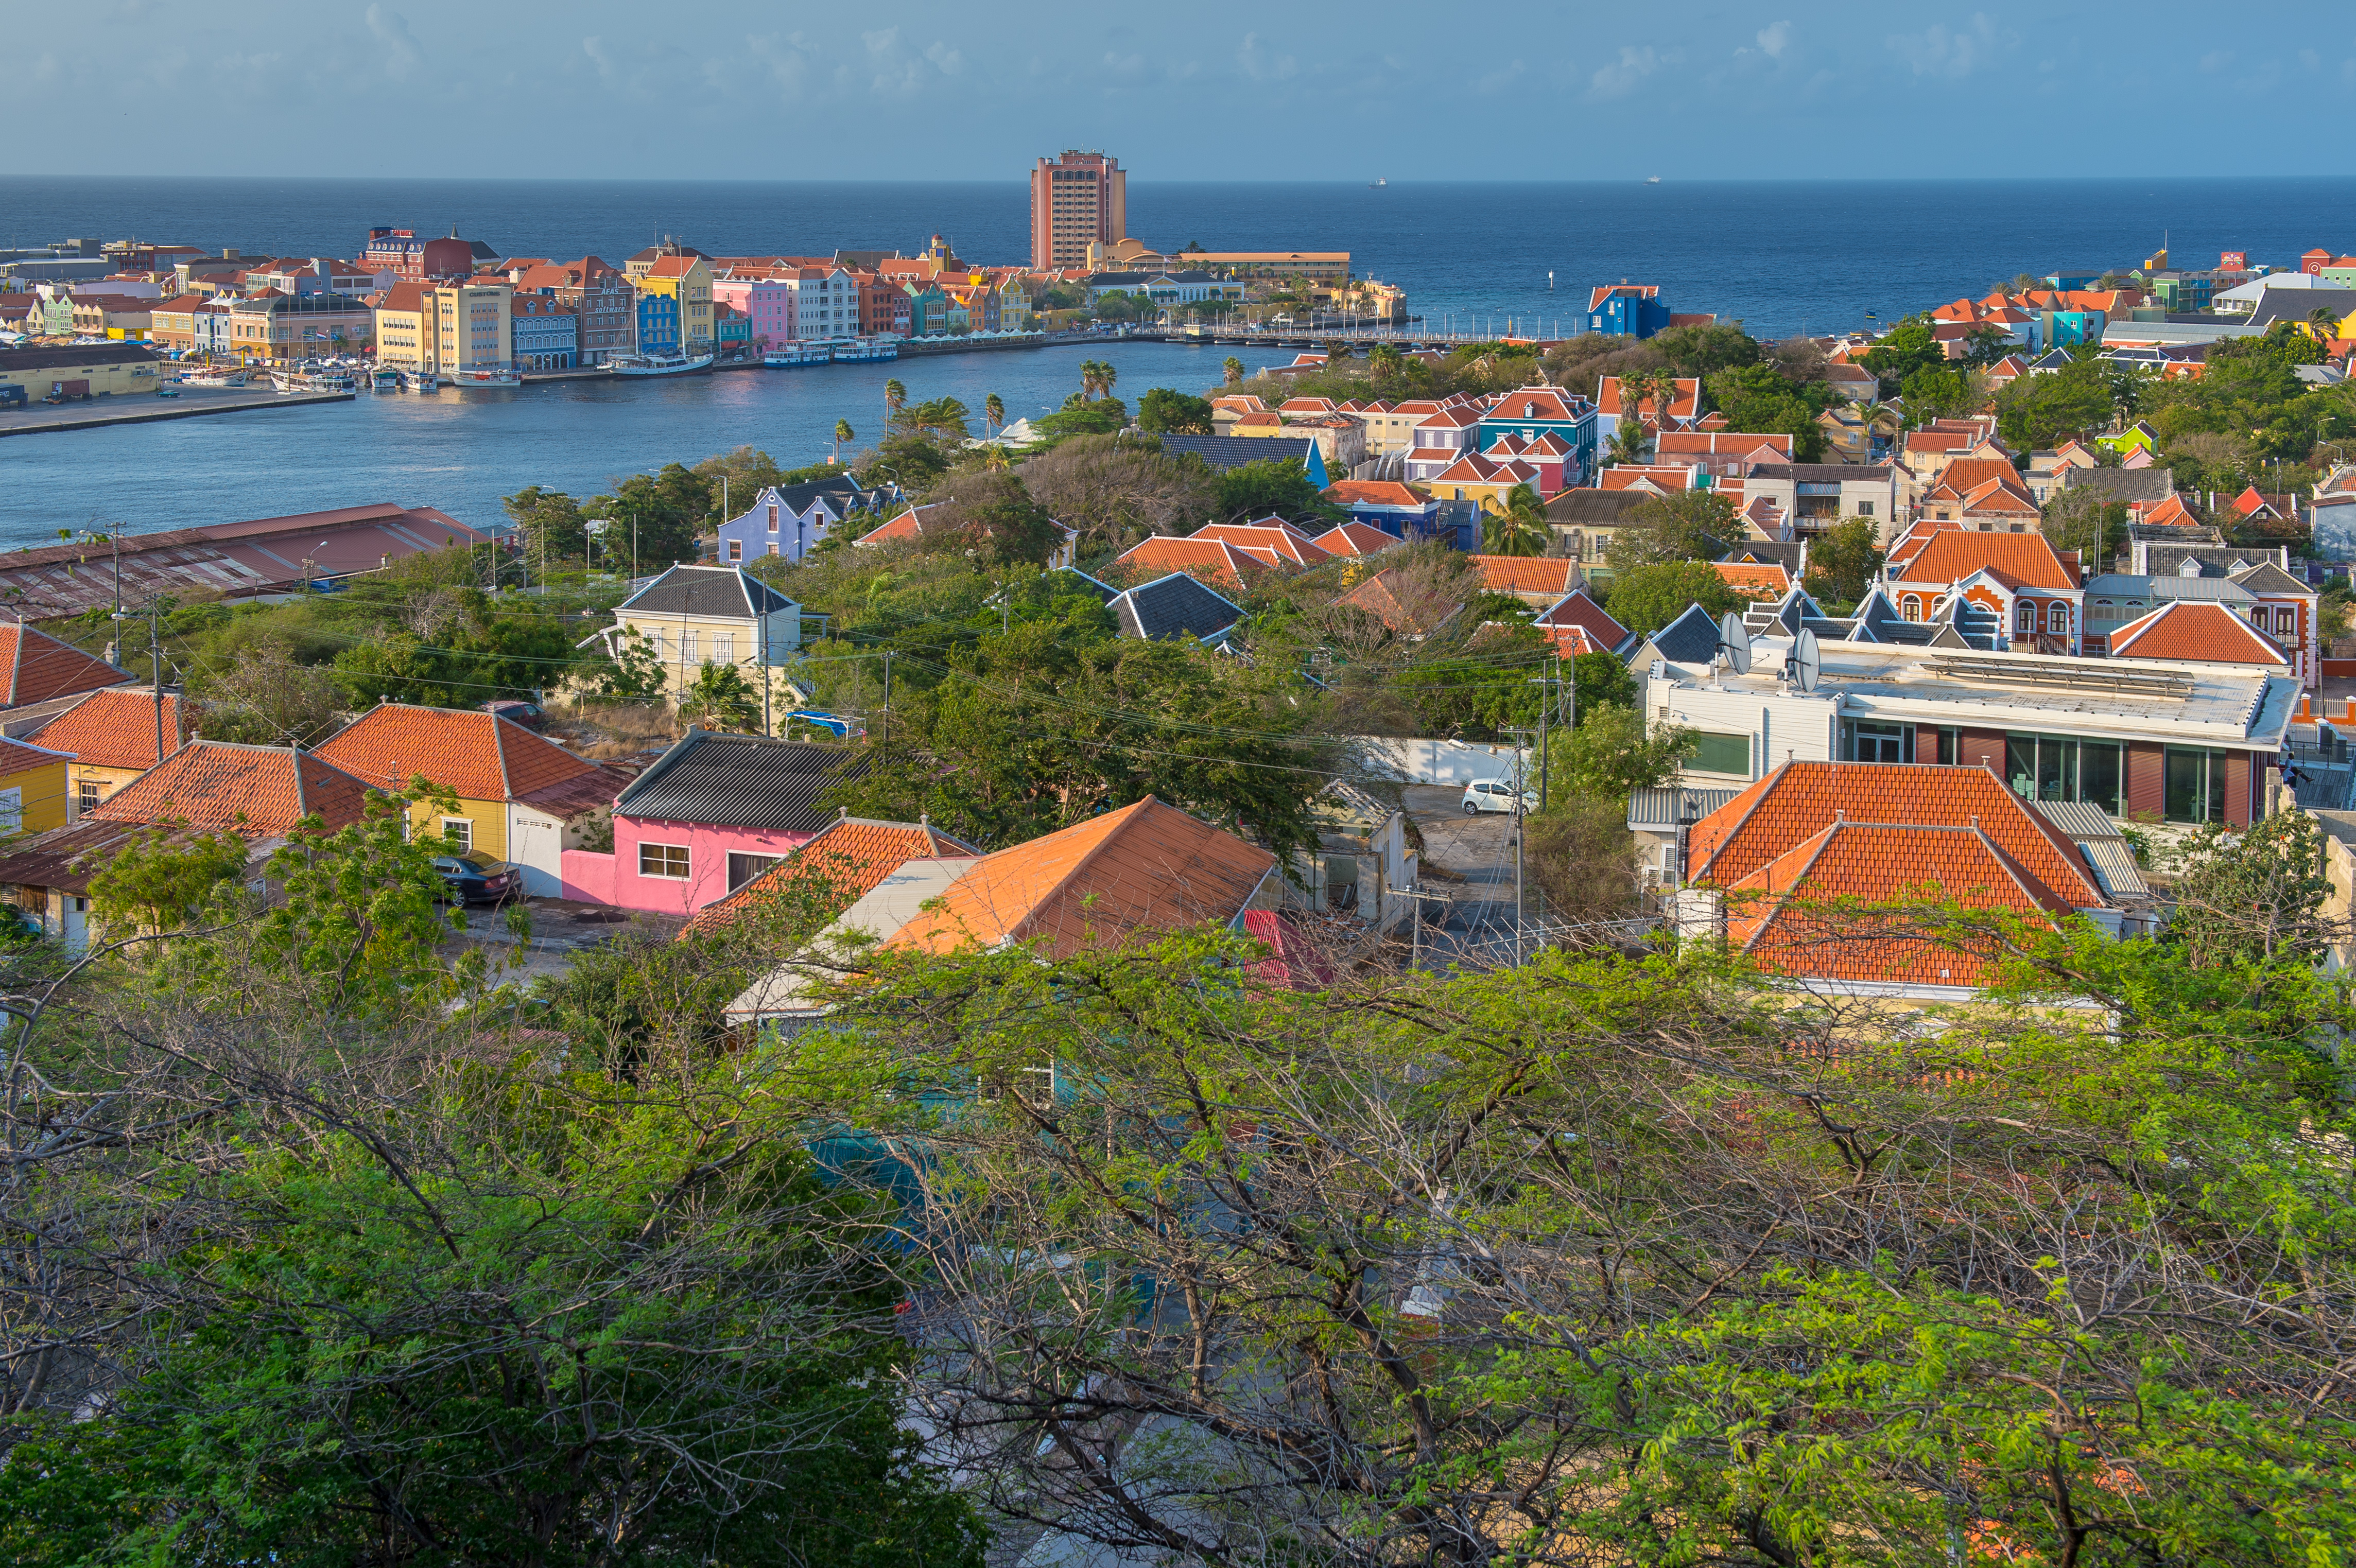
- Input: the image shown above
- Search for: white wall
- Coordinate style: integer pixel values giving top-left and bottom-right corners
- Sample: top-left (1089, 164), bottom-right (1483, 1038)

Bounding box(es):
top-left (1346, 737), bottom-right (1529, 785)
top-left (1647, 678), bottom-right (1841, 785)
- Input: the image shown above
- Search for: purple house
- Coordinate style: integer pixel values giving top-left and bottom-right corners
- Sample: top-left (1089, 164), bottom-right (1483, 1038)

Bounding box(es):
top-left (714, 476), bottom-right (900, 566)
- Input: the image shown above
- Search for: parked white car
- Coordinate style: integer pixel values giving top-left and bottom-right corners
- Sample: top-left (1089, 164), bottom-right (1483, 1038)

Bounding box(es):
top-left (1460, 779), bottom-right (1538, 815)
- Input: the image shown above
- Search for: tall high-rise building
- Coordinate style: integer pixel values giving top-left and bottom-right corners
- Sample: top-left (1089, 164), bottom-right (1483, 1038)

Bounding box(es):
top-left (1029, 151), bottom-right (1125, 272)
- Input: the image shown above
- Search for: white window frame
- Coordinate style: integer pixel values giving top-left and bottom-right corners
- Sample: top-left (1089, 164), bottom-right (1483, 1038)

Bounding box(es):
top-left (440, 816), bottom-right (472, 852)
top-left (639, 843), bottom-right (690, 879)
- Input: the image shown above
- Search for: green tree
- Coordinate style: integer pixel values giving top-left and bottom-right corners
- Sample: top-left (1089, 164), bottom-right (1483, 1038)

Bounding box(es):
top-left (84, 824), bottom-right (252, 938)
top-left (1136, 387), bottom-right (1215, 434)
top-left (1607, 487), bottom-right (1740, 569)
top-left (1803, 515), bottom-right (1886, 604)
top-left (680, 660), bottom-right (763, 731)
top-left (1481, 483), bottom-right (1550, 556)
top-left (1034, 392), bottom-right (1130, 442)
top-left (1858, 315), bottom-right (1943, 386)
top-left (501, 484), bottom-right (589, 566)
top-left (1569, 647), bottom-right (1635, 717)
top-left (692, 444), bottom-right (787, 508)
top-left (1996, 358), bottom-right (2115, 448)
top-left (1603, 557), bottom-right (1741, 636)
top-left (1705, 362), bottom-right (1828, 459)
top-left (1222, 355), bottom-right (1244, 387)
top-left (1901, 361), bottom-right (1981, 421)
top-left (833, 417), bottom-right (854, 462)
top-left (585, 462), bottom-right (711, 568)
top-left (1214, 456), bottom-right (1329, 522)
top-left (2169, 810), bottom-right (2333, 967)
top-left (883, 377), bottom-right (906, 417)
top-left (902, 396), bottom-right (972, 440)
top-left (983, 391), bottom-right (1004, 434)
top-left (1546, 698), bottom-right (1694, 800)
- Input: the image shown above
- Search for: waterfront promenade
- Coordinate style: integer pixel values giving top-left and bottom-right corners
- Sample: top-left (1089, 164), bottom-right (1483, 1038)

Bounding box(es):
top-left (0, 384), bottom-right (355, 439)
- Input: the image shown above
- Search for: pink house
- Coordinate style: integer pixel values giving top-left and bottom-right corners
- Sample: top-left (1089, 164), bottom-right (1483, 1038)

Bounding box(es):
top-left (710, 277), bottom-right (794, 351)
top-left (559, 730), bottom-right (869, 913)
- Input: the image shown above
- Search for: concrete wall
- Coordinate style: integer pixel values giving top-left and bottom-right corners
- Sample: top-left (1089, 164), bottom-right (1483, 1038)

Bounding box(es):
top-left (1347, 737), bottom-right (1528, 786)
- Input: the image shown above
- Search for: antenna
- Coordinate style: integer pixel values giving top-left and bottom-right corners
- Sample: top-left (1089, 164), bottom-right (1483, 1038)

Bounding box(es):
top-left (1790, 627), bottom-right (1822, 692)
top-left (1717, 612), bottom-right (1752, 677)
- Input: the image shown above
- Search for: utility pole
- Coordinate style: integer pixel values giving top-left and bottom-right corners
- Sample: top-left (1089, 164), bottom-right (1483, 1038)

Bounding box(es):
top-left (1501, 726), bottom-right (1541, 967)
top-left (631, 511), bottom-right (638, 584)
top-left (881, 650), bottom-right (893, 750)
top-left (148, 597), bottom-right (164, 764)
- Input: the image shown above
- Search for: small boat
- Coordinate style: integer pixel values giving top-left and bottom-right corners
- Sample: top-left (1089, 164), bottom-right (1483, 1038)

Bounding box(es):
top-left (404, 369), bottom-right (438, 392)
top-left (455, 367), bottom-right (520, 387)
top-left (1371, 177), bottom-right (1387, 187)
top-left (1645, 176), bottom-right (1661, 184)
top-left (610, 351), bottom-right (715, 377)
top-left (373, 367), bottom-right (400, 391)
top-left (182, 368), bottom-right (245, 387)
top-left (156, 386), bottom-right (180, 398)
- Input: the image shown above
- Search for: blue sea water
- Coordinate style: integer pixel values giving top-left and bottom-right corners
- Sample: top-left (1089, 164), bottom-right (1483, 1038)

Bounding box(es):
top-left (3, 176), bottom-right (2351, 545)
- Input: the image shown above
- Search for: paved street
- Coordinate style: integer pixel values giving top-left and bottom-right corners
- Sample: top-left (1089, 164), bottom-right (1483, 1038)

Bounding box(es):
top-left (1402, 784), bottom-right (1532, 969)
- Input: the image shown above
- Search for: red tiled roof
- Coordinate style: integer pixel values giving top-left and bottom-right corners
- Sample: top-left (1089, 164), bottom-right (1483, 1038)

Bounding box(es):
top-left (1535, 589), bottom-right (1630, 649)
top-left (1470, 556), bottom-right (1575, 597)
top-left (1711, 561), bottom-right (1792, 596)
top-left (1689, 760), bottom-right (2101, 910)
top-left (90, 741), bottom-right (372, 837)
top-left (1597, 465), bottom-right (1695, 493)
top-left (0, 625), bottom-right (131, 710)
top-left (1595, 376), bottom-right (1701, 420)
top-left (1586, 282), bottom-right (1660, 311)
top-left (2137, 493), bottom-right (2202, 528)
top-left (1193, 522), bottom-right (1331, 567)
top-left (26, 688), bottom-right (185, 771)
top-left (1112, 536), bottom-right (1263, 592)
top-left (2107, 601), bottom-right (2290, 666)
top-left (1485, 387), bottom-right (1582, 423)
top-left (314, 702), bottom-right (598, 803)
top-left (1322, 480), bottom-right (1425, 508)
top-left (1309, 522), bottom-right (1406, 557)
top-left (888, 796), bottom-right (1273, 960)
top-left (1896, 531), bottom-right (2078, 591)
top-left (680, 815), bottom-right (982, 938)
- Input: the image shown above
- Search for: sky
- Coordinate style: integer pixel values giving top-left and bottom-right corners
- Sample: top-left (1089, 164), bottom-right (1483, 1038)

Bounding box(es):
top-left (21, 1), bottom-right (2356, 180)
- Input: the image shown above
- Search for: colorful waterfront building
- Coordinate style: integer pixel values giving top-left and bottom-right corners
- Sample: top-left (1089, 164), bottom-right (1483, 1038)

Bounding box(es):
top-left (1587, 282), bottom-right (1671, 339)
top-left (633, 255), bottom-right (715, 351)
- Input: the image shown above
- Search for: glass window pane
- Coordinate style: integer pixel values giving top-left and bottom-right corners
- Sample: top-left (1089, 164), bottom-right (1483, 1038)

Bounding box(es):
top-left (1690, 731), bottom-right (1751, 776)
top-left (2006, 736), bottom-right (2037, 799)
top-left (2080, 742), bottom-right (2123, 817)
top-left (2164, 750), bottom-right (2206, 823)
top-left (2037, 738), bottom-right (2075, 802)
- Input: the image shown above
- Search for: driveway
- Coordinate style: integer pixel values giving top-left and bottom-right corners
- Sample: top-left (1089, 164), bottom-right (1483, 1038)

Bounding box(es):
top-left (1403, 785), bottom-right (1534, 970)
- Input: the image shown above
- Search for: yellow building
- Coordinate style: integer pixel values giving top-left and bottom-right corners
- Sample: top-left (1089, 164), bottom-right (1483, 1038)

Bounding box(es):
top-left (636, 256), bottom-right (715, 350)
top-left (0, 737), bottom-right (73, 839)
top-left (0, 342), bottom-right (163, 400)
top-left (371, 280), bottom-right (511, 374)
top-left (24, 688), bottom-right (187, 818)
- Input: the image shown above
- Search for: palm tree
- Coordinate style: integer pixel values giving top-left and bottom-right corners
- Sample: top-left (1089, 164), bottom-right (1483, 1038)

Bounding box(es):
top-left (884, 378), bottom-right (906, 423)
top-left (1481, 486), bottom-right (1550, 557)
top-left (1098, 361), bottom-right (1118, 401)
top-left (833, 419), bottom-right (853, 464)
top-left (1369, 343), bottom-right (1401, 385)
top-left (1223, 356), bottom-right (1244, 388)
top-left (1078, 360), bottom-right (1104, 400)
top-left (2312, 305), bottom-right (2344, 344)
top-left (984, 392), bottom-right (1004, 436)
top-left (981, 443), bottom-right (1011, 474)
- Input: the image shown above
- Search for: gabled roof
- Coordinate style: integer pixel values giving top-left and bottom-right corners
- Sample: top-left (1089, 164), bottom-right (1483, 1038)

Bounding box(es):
top-left (1630, 601), bottom-right (1725, 665)
top-left (1545, 487), bottom-right (1652, 526)
top-left (2106, 600), bottom-right (2290, 666)
top-left (1689, 760), bottom-right (2101, 909)
top-left (617, 564), bottom-right (796, 621)
top-left (680, 814), bottom-right (981, 938)
top-left (1469, 556), bottom-right (1576, 598)
top-left (614, 732), bottom-right (871, 829)
top-left (1192, 521), bottom-right (1330, 567)
top-left (1895, 530), bottom-right (2079, 591)
top-left (1595, 376), bottom-right (1700, 420)
top-left (90, 741), bottom-right (372, 837)
top-left (0, 624), bottom-right (129, 710)
top-left (27, 687), bottom-right (184, 771)
top-left (1535, 588), bottom-right (1631, 651)
top-left (1111, 572), bottom-right (1245, 643)
top-left (1308, 522), bottom-right (1405, 558)
top-left (314, 702), bottom-right (608, 806)
top-left (1598, 465), bottom-right (1695, 493)
top-left (1112, 535), bottom-right (1261, 593)
top-left (1587, 282), bottom-right (1660, 311)
top-left (1712, 561), bottom-right (1791, 596)
top-left (1481, 386), bottom-right (1585, 423)
top-left (886, 796), bottom-right (1275, 960)
top-left (1336, 569), bottom-right (1460, 636)
top-left (1322, 480), bottom-right (1428, 509)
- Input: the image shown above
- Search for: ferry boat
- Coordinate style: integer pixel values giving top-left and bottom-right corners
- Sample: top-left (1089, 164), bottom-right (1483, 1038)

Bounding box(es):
top-left (403, 369), bottom-right (439, 392)
top-left (610, 351), bottom-right (715, 377)
top-left (761, 342), bottom-right (832, 368)
top-left (181, 368), bottom-right (245, 387)
top-left (834, 337), bottom-right (899, 362)
top-left (373, 367), bottom-right (400, 391)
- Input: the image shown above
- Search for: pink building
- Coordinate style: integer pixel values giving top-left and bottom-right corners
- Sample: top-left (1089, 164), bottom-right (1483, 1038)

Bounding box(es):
top-left (711, 276), bottom-right (793, 350)
top-left (559, 730), bottom-right (868, 912)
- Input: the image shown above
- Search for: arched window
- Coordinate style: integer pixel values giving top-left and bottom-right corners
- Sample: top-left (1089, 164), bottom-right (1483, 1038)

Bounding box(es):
top-left (1901, 595), bottom-right (1922, 622)
top-left (2016, 601), bottom-right (2035, 632)
top-left (2047, 602), bottom-right (2070, 633)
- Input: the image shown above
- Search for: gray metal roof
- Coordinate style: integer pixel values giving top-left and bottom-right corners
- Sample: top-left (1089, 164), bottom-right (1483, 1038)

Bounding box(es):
top-left (2082, 574), bottom-right (2255, 603)
top-left (2062, 466), bottom-right (2173, 503)
top-left (619, 564), bottom-right (797, 621)
top-left (2033, 800), bottom-right (2149, 897)
top-left (1051, 566), bottom-right (1120, 604)
top-left (1112, 572), bottom-right (1243, 642)
top-left (614, 731), bottom-right (869, 829)
top-left (1160, 434), bottom-right (1318, 473)
top-left (1627, 786), bottom-right (1740, 828)
top-left (1636, 602), bottom-right (1725, 666)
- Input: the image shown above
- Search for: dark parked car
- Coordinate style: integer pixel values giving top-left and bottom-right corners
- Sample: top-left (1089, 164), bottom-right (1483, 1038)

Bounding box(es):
top-left (431, 851), bottom-right (522, 904)
top-left (482, 699), bottom-right (545, 731)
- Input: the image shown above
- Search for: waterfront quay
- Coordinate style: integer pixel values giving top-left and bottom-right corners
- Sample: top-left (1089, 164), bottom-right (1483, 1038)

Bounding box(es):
top-left (0, 382), bottom-right (353, 438)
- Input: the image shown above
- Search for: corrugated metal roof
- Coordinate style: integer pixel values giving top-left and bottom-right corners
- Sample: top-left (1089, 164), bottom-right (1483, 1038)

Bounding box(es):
top-left (614, 730), bottom-right (869, 829)
top-left (618, 564), bottom-right (798, 621)
top-left (1627, 786), bottom-right (1739, 828)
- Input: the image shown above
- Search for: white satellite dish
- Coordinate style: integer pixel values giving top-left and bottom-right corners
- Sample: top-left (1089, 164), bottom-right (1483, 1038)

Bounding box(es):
top-left (1792, 627), bottom-right (1822, 692)
top-left (1718, 612), bottom-right (1752, 676)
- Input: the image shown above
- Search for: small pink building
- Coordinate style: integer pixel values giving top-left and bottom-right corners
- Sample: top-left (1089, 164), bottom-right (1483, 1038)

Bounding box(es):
top-left (710, 277), bottom-right (793, 351)
top-left (559, 730), bottom-right (868, 912)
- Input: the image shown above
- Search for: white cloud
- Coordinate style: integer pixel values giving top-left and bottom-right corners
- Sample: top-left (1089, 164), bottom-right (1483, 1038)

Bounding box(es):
top-left (365, 4), bottom-right (422, 82)
top-left (1756, 21), bottom-right (1792, 59)
top-left (1588, 45), bottom-right (1662, 100)
top-left (1888, 13), bottom-right (2017, 78)
top-left (1237, 32), bottom-right (1297, 82)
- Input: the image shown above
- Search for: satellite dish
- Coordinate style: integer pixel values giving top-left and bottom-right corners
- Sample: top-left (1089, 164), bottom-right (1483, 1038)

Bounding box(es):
top-left (1792, 628), bottom-right (1822, 693)
top-left (1718, 612), bottom-right (1752, 676)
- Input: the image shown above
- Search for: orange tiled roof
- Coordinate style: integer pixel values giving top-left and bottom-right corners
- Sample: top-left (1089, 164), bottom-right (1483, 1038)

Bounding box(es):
top-left (681, 815), bottom-right (982, 938)
top-left (1535, 589), bottom-right (1630, 649)
top-left (1597, 465), bottom-right (1695, 493)
top-left (1336, 569), bottom-right (1459, 635)
top-left (1112, 536), bottom-right (1262, 592)
top-left (1470, 555), bottom-right (1575, 597)
top-left (2137, 493), bottom-right (2202, 528)
top-left (1725, 820), bottom-right (2078, 987)
top-left (1935, 456), bottom-right (2030, 498)
top-left (90, 741), bottom-right (371, 837)
top-left (1192, 522), bottom-right (1331, 568)
top-left (1308, 522), bottom-right (1405, 558)
top-left (1487, 387), bottom-right (1583, 423)
top-left (0, 624), bottom-right (130, 710)
top-left (1895, 531), bottom-right (2078, 591)
top-left (2107, 601), bottom-right (2290, 666)
top-left (1711, 561), bottom-right (1791, 596)
top-left (27, 688), bottom-right (185, 771)
top-left (1595, 375), bottom-right (1700, 420)
top-left (1322, 480), bottom-right (1425, 508)
top-left (313, 702), bottom-right (597, 803)
top-left (887, 796), bottom-right (1273, 960)
top-left (1689, 760), bottom-right (2101, 910)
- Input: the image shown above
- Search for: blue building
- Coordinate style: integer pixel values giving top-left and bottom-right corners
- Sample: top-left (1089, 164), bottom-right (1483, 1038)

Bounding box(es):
top-left (1587, 282), bottom-right (1671, 339)
top-left (713, 476), bottom-right (899, 565)
top-left (1475, 385), bottom-right (1598, 482)
top-left (1322, 480), bottom-right (1441, 538)
top-left (636, 291), bottom-right (681, 355)
top-left (511, 292), bottom-right (577, 371)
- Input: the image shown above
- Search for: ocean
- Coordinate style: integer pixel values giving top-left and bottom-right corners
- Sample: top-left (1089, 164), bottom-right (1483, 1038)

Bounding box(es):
top-left (4, 176), bottom-right (2351, 544)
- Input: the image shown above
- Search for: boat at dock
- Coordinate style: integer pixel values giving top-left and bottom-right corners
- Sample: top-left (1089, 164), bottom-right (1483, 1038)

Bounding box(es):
top-left (402, 369), bottom-right (438, 392)
top-left (372, 367), bottom-right (400, 391)
top-left (180, 368), bottom-right (245, 387)
top-left (611, 351), bottom-right (715, 377)
top-left (762, 342), bottom-right (833, 367)
top-left (454, 367), bottom-right (521, 388)
top-left (833, 337), bottom-right (900, 362)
